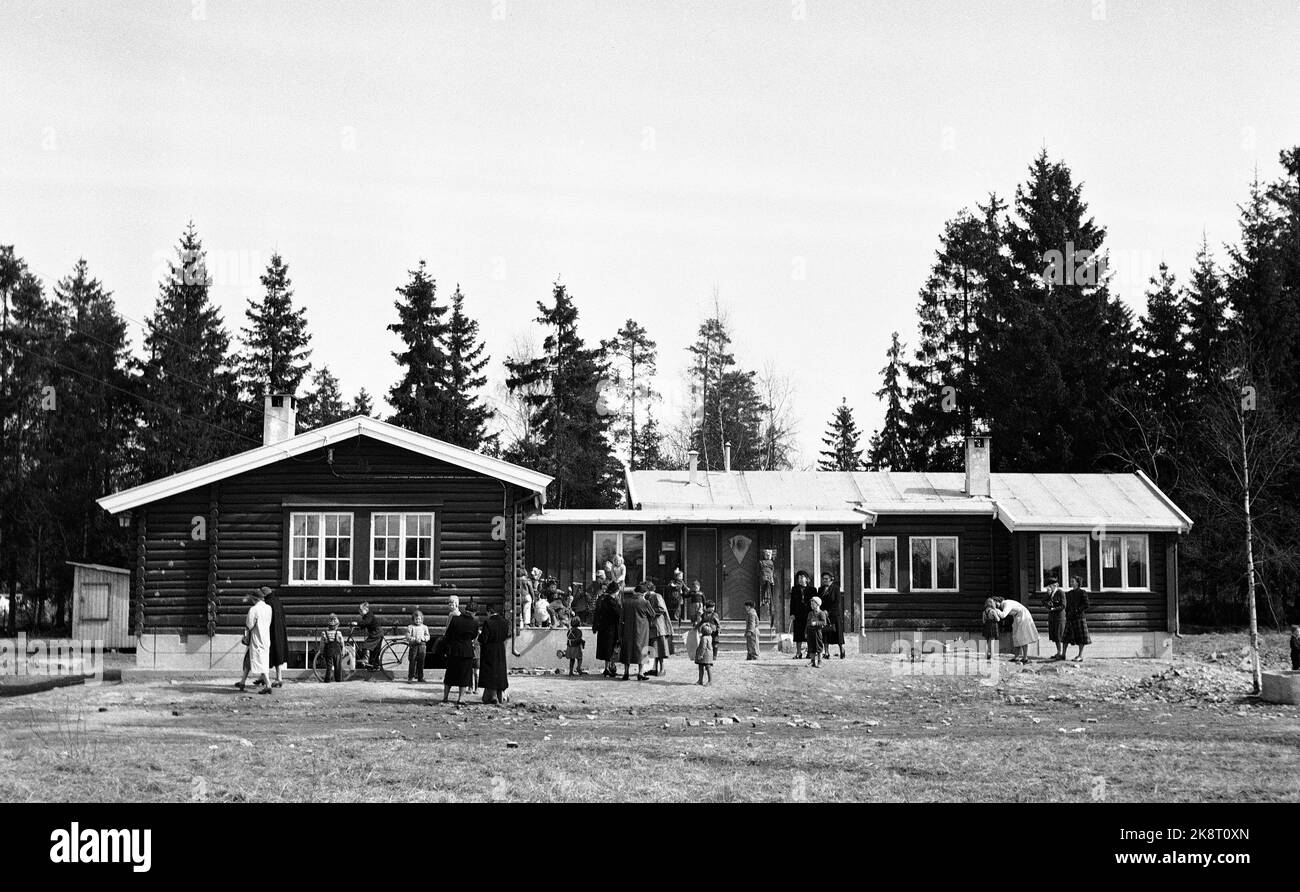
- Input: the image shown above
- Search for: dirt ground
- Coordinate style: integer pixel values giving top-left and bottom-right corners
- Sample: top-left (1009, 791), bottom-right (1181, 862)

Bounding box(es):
top-left (1, 632), bottom-right (1296, 802)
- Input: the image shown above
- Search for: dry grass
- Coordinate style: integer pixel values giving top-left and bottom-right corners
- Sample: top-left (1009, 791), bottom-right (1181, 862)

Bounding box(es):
top-left (1, 634), bottom-right (1297, 803)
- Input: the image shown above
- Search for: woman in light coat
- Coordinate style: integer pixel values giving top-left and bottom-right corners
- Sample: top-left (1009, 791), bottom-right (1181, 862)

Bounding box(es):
top-left (995, 597), bottom-right (1037, 664)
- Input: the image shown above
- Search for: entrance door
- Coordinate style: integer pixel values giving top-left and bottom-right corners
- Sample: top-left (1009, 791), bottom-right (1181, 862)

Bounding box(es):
top-left (77, 582), bottom-right (110, 641)
top-left (718, 527), bottom-right (758, 619)
top-left (684, 529), bottom-right (718, 607)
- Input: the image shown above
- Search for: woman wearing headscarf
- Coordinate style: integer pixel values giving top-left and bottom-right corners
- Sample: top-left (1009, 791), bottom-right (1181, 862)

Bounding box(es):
top-left (478, 604), bottom-right (511, 704)
top-left (442, 595), bottom-right (479, 705)
top-left (592, 582), bottom-right (623, 677)
top-left (261, 585), bottom-right (289, 688)
top-left (618, 583), bottom-right (658, 681)
top-left (789, 570), bottom-right (815, 660)
top-left (817, 572), bottom-right (846, 660)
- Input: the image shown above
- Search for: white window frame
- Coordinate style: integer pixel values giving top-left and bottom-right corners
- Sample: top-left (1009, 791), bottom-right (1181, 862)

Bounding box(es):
top-left (288, 511), bottom-right (354, 586)
top-left (370, 512), bottom-right (437, 586)
top-left (909, 535), bottom-right (960, 592)
top-left (1039, 534), bottom-right (1091, 591)
top-left (592, 530), bottom-right (647, 583)
top-left (1099, 533), bottom-right (1150, 591)
top-left (862, 536), bottom-right (899, 592)
top-left (789, 530), bottom-right (844, 589)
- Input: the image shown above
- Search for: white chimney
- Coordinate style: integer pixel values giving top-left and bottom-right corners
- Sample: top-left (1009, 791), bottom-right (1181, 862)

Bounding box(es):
top-left (723, 441), bottom-right (732, 473)
top-left (965, 434), bottom-right (991, 497)
top-left (263, 393), bottom-right (298, 446)
top-left (688, 449), bottom-right (699, 485)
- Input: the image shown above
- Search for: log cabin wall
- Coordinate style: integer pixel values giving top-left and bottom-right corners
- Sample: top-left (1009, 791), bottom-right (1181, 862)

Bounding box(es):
top-left (135, 436), bottom-right (531, 637)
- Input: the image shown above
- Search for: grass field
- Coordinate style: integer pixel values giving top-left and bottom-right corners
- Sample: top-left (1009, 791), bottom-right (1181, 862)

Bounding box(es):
top-left (1, 632), bottom-right (1297, 803)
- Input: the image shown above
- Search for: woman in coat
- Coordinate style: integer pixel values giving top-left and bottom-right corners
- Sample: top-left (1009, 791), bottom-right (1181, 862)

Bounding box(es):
top-left (478, 608), bottom-right (511, 704)
top-left (592, 582), bottom-right (622, 677)
top-left (789, 571), bottom-right (815, 660)
top-left (1063, 576), bottom-right (1091, 662)
top-left (442, 596), bottom-right (479, 704)
top-left (645, 584), bottom-right (673, 678)
top-left (1042, 577), bottom-right (1067, 661)
top-left (262, 585), bottom-right (289, 688)
top-left (995, 597), bottom-right (1037, 664)
top-left (817, 572), bottom-right (846, 660)
top-left (618, 584), bottom-right (658, 681)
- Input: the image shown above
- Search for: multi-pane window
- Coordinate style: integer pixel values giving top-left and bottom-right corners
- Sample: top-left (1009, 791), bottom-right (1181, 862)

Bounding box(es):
top-left (289, 513), bottom-right (352, 584)
top-left (863, 537), bottom-right (898, 591)
top-left (592, 531), bottom-right (646, 583)
top-left (1040, 534), bottom-right (1090, 589)
top-left (910, 536), bottom-right (958, 591)
top-left (372, 513), bottom-right (435, 584)
top-left (1100, 534), bottom-right (1149, 590)
top-left (791, 530), bottom-right (843, 586)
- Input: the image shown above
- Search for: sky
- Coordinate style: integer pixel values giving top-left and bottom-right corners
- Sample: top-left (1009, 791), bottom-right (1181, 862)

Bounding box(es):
top-left (2, 0), bottom-right (1298, 466)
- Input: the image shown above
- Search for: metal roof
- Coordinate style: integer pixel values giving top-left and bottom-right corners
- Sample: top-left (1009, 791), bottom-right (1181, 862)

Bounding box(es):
top-left (97, 416), bottom-right (554, 514)
top-left (552, 468), bottom-right (1193, 533)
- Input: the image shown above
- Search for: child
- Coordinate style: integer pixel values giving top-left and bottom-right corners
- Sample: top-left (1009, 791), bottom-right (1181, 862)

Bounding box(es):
top-left (532, 592), bottom-right (553, 628)
top-left (805, 596), bottom-right (827, 668)
top-left (981, 598), bottom-right (1001, 661)
top-left (744, 600), bottom-right (760, 660)
top-left (686, 580), bottom-right (704, 622)
top-left (320, 614), bottom-right (345, 683)
top-left (405, 610), bottom-right (430, 683)
top-left (666, 568), bottom-right (685, 622)
top-left (566, 617), bottom-right (587, 676)
top-left (694, 607), bottom-right (719, 686)
top-left (1291, 625), bottom-right (1300, 671)
top-left (758, 549), bottom-right (776, 621)
top-left (701, 601), bottom-right (721, 659)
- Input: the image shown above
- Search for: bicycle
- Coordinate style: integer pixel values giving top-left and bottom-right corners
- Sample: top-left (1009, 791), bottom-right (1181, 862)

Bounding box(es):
top-left (311, 627), bottom-right (411, 682)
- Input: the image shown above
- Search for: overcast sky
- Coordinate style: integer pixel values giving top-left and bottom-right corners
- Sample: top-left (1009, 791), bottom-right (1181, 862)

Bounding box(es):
top-left (3, 1), bottom-right (1297, 464)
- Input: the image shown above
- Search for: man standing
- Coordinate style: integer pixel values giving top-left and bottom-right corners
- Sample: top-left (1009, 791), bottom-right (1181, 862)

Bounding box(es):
top-left (237, 588), bottom-right (273, 694)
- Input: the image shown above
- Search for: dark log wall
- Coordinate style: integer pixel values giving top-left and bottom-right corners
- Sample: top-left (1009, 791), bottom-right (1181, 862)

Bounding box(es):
top-left (136, 436), bottom-right (531, 637)
top-left (526, 523), bottom-right (683, 591)
top-left (1022, 530), bottom-right (1169, 632)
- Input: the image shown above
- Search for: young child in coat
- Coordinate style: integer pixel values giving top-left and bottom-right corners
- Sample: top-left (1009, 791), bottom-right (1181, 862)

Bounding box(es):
top-left (566, 616), bottom-right (586, 676)
top-left (406, 610), bottom-right (430, 683)
top-left (694, 604), bottom-right (720, 686)
top-left (744, 600), bottom-right (760, 660)
top-left (981, 598), bottom-right (1001, 661)
top-left (319, 614), bottom-right (345, 682)
top-left (805, 596), bottom-right (827, 668)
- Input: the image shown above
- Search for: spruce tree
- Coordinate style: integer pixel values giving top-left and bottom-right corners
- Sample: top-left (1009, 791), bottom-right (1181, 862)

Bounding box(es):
top-left (867, 332), bottom-right (913, 471)
top-left (818, 398), bottom-right (864, 471)
top-left (350, 387), bottom-right (375, 418)
top-left (504, 282), bottom-right (621, 507)
top-left (637, 409), bottom-right (673, 470)
top-left (386, 260), bottom-right (450, 437)
top-left (439, 286), bottom-right (495, 450)
top-left (1181, 236), bottom-right (1229, 397)
top-left (300, 365), bottom-right (347, 429)
top-left (1135, 263), bottom-right (1190, 415)
top-left (237, 252), bottom-right (312, 412)
top-left (138, 223), bottom-right (243, 479)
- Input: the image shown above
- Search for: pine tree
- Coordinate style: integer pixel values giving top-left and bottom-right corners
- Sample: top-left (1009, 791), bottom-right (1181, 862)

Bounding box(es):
top-left (1181, 236), bottom-right (1229, 397)
top-left (1135, 263), bottom-right (1190, 415)
top-left (300, 366), bottom-right (347, 429)
top-left (237, 252), bottom-right (312, 413)
top-left (867, 332), bottom-right (913, 471)
top-left (439, 286), bottom-right (495, 450)
top-left (386, 260), bottom-right (450, 437)
top-left (603, 319), bottom-right (658, 469)
top-left (350, 387), bottom-right (375, 418)
top-left (138, 223), bottom-right (243, 479)
top-left (686, 310), bottom-right (769, 471)
top-left (504, 282), bottom-right (621, 507)
top-left (818, 398), bottom-right (864, 471)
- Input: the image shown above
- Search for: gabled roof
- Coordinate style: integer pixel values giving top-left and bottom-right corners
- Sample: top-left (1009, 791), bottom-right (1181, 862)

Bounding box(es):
top-left (97, 416), bottom-right (553, 514)
top-left (607, 468), bottom-right (1192, 533)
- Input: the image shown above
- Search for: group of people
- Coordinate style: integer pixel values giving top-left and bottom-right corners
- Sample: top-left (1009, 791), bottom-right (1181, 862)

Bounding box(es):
top-left (980, 576), bottom-right (1092, 663)
top-left (787, 570), bottom-right (847, 666)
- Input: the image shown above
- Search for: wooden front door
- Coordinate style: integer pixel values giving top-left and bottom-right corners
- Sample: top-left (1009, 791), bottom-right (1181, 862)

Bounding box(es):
top-left (685, 528), bottom-right (718, 607)
top-left (718, 527), bottom-right (758, 620)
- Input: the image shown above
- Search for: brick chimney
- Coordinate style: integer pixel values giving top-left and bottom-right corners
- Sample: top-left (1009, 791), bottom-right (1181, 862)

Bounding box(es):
top-left (965, 434), bottom-right (991, 497)
top-left (263, 393), bottom-right (298, 446)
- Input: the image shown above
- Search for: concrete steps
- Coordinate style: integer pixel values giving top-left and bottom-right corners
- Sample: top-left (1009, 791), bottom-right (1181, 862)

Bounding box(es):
top-left (670, 619), bottom-right (778, 653)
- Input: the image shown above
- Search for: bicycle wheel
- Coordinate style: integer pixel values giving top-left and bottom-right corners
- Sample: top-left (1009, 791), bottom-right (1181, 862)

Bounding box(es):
top-left (311, 649), bottom-right (326, 682)
top-left (377, 641), bottom-right (404, 679)
top-left (340, 647), bottom-right (356, 681)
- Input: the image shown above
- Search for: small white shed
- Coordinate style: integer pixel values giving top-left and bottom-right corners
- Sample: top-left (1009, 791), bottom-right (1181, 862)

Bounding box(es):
top-left (68, 562), bottom-right (132, 651)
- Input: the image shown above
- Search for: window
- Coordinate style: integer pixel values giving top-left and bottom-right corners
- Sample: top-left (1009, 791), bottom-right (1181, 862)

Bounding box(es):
top-left (371, 513), bottom-right (435, 584)
top-left (863, 537), bottom-right (898, 591)
top-left (1040, 534), bottom-right (1090, 589)
top-left (289, 512), bottom-right (352, 584)
top-left (1100, 534), bottom-right (1149, 590)
top-left (910, 536), bottom-right (958, 591)
top-left (791, 530), bottom-right (843, 587)
top-left (592, 531), bottom-right (646, 584)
